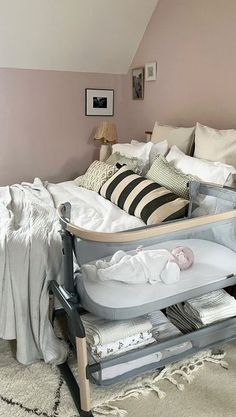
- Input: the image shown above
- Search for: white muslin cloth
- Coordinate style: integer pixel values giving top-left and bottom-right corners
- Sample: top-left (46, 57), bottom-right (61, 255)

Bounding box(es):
top-left (167, 289), bottom-right (236, 332)
top-left (91, 331), bottom-right (155, 359)
top-left (82, 249), bottom-right (180, 285)
top-left (184, 289), bottom-right (236, 325)
top-left (81, 313), bottom-right (152, 346)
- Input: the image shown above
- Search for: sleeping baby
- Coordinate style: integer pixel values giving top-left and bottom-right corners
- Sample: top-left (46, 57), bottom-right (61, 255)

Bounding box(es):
top-left (83, 246), bottom-right (194, 285)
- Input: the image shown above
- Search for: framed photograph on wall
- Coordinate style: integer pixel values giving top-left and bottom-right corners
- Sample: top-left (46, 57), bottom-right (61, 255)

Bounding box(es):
top-left (145, 62), bottom-right (157, 81)
top-left (85, 88), bottom-right (114, 116)
top-left (132, 67), bottom-right (144, 100)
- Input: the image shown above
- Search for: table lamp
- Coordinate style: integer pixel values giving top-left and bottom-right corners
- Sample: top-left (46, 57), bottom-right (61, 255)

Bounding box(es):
top-left (94, 121), bottom-right (117, 162)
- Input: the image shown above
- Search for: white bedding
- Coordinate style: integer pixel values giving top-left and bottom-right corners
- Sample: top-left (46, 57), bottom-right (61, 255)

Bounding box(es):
top-left (0, 179), bottom-right (144, 365)
top-left (48, 181), bottom-right (144, 232)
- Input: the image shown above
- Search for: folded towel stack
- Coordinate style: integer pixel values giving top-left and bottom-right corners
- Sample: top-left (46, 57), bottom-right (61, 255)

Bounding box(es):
top-left (149, 310), bottom-right (192, 353)
top-left (81, 313), bottom-right (155, 360)
top-left (167, 289), bottom-right (236, 333)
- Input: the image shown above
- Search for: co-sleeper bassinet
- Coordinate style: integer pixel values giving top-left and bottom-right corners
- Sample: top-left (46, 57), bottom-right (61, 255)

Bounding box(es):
top-left (49, 181), bottom-right (236, 417)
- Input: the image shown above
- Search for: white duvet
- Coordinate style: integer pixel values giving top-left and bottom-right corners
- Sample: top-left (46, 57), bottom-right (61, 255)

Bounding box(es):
top-left (48, 181), bottom-right (144, 232)
top-left (0, 179), bottom-right (144, 365)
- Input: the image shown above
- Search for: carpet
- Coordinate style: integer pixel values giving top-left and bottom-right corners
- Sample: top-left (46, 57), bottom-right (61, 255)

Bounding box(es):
top-left (0, 339), bottom-right (228, 417)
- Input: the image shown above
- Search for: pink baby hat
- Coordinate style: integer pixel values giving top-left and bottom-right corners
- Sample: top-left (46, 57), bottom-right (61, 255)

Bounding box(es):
top-left (171, 246), bottom-right (194, 271)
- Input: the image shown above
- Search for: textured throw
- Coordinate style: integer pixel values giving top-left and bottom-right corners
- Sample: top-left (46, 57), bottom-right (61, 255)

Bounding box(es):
top-left (74, 160), bottom-right (117, 192)
top-left (99, 165), bottom-right (189, 225)
top-left (0, 179), bottom-right (67, 365)
top-left (0, 339), bottom-right (228, 417)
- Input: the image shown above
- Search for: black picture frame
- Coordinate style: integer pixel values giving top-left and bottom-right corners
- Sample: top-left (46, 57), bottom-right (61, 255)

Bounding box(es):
top-left (85, 88), bottom-right (114, 116)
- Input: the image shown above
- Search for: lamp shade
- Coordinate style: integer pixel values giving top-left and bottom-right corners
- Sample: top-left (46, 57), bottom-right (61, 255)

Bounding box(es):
top-left (94, 121), bottom-right (117, 144)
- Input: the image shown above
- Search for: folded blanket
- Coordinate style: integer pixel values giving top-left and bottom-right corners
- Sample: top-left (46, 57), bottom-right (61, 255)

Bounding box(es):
top-left (184, 289), bottom-right (236, 325)
top-left (166, 303), bottom-right (202, 333)
top-left (149, 310), bottom-right (193, 341)
top-left (97, 311), bottom-right (192, 381)
top-left (81, 313), bottom-right (152, 345)
top-left (167, 289), bottom-right (236, 332)
top-left (91, 332), bottom-right (155, 360)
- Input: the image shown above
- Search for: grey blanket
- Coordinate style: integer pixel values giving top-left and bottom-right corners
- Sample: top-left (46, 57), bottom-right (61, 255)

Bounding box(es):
top-left (0, 178), bottom-right (67, 365)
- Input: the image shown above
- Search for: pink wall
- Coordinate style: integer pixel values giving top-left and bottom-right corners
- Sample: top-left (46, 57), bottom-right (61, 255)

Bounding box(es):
top-left (122, 0), bottom-right (236, 140)
top-left (0, 69), bottom-right (125, 185)
top-left (2, 0), bottom-right (236, 185)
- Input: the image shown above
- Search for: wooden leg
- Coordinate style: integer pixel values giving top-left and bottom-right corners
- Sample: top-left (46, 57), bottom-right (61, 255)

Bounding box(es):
top-left (76, 336), bottom-right (91, 412)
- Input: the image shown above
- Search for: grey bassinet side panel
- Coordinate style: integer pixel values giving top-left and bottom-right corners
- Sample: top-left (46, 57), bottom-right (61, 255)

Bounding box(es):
top-left (74, 217), bottom-right (236, 265)
top-left (189, 182), bottom-right (236, 217)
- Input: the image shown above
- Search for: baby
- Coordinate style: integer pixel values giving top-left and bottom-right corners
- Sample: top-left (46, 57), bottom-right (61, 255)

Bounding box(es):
top-left (83, 246), bottom-right (194, 285)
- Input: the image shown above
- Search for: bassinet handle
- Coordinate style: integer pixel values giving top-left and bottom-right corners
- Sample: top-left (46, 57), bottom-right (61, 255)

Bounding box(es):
top-left (57, 203), bottom-right (236, 244)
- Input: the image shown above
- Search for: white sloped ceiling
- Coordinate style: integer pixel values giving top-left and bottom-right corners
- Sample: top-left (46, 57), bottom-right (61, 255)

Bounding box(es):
top-left (0, 0), bottom-right (158, 73)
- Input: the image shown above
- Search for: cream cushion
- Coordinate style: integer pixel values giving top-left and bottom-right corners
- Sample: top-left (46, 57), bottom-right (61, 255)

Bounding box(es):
top-left (194, 123), bottom-right (236, 168)
top-left (74, 160), bottom-right (117, 192)
top-left (151, 122), bottom-right (195, 155)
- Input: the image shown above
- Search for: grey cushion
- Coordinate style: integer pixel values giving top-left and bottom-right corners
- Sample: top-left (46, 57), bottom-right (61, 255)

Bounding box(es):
top-left (146, 155), bottom-right (197, 199)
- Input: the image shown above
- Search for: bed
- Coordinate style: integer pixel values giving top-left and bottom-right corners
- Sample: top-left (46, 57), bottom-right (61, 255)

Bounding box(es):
top-left (1, 121), bottom-right (236, 416)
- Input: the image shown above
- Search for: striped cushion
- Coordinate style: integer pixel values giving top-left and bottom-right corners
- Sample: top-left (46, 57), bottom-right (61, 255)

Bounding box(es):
top-left (99, 165), bottom-right (189, 225)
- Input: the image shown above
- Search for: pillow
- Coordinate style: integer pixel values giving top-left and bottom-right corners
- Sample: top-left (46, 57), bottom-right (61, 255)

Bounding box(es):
top-left (106, 152), bottom-right (145, 175)
top-left (151, 122), bottom-right (195, 155)
top-left (74, 160), bottom-right (117, 192)
top-left (131, 139), bottom-right (169, 165)
top-left (99, 165), bottom-right (189, 225)
top-left (146, 155), bottom-right (197, 199)
top-left (166, 145), bottom-right (236, 186)
top-left (194, 122), bottom-right (236, 167)
top-left (112, 141), bottom-right (153, 166)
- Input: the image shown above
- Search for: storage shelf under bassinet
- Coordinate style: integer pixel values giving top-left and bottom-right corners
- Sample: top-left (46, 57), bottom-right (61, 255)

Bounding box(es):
top-left (84, 271), bottom-right (236, 386)
top-left (87, 313), bottom-right (236, 386)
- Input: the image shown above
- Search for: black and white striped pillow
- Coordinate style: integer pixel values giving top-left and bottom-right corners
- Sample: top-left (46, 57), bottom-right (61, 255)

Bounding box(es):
top-left (99, 165), bottom-right (189, 225)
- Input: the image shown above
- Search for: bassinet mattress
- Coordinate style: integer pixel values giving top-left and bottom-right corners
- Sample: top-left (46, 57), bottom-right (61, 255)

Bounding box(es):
top-left (76, 239), bottom-right (236, 320)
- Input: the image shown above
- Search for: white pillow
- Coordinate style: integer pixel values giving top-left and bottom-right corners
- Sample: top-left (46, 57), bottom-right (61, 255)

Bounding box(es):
top-left (166, 145), bottom-right (236, 186)
top-left (112, 141), bottom-right (153, 165)
top-left (194, 122), bottom-right (236, 167)
top-left (151, 122), bottom-right (195, 155)
top-left (131, 139), bottom-right (169, 165)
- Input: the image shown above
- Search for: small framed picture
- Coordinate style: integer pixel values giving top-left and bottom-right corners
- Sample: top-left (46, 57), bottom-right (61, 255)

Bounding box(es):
top-left (85, 88), bottom-right (114, 116)
top-left (145, 62), bottom-right (157, 81)
top-left (132, 67), bottom-right (144, 100)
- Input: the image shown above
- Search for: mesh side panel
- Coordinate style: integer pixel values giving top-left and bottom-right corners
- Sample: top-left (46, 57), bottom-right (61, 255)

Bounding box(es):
top-left (74, 217), bottom-right (236, 264)
top-left (188, 181), bottom-right (236, 217)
